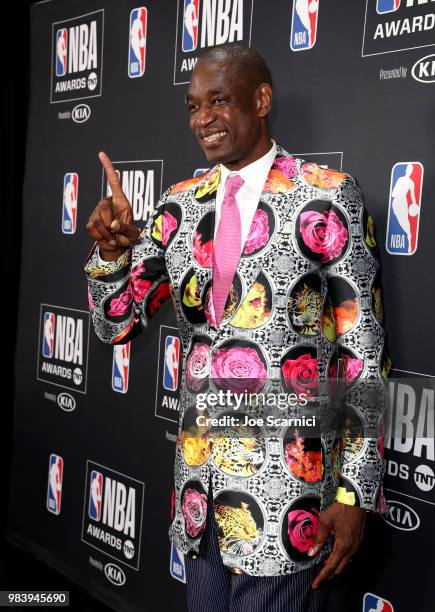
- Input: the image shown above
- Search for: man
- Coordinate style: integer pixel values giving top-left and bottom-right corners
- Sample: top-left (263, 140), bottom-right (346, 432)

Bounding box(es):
top-left (83, 44), bottom-right (388, 611)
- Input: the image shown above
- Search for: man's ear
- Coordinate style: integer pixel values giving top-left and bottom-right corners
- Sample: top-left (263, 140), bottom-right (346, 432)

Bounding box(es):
top-left (256, 83), bottom-right (272, 118)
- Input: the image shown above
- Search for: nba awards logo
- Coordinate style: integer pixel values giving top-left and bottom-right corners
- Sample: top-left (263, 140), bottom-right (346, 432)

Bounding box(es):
top-left (62, 172), bottom-right (78, 234)
top-left (362, 0), bottom-right (435, 57)
top-left (128, 8), bottom-right (147, 78)
top-left (290, 0), bottom-right (319, 51)
top-left (155, 326), bottom-right (181, 422)
top-left (51, 9), bottom-right (104, 103)
top-left (102, 159), bottom-right (163, 227)
top-left (82, 461), bottom-right (145, 570)
top-left (174, 0), bottom-right (254, 84)
top-left (112, 343), bottom-right (131, 393)
top-left (363, 593), bottom-right (394, 612)
top-left (386, 162), bottom-right (423, 255)
top-left (37, 304), bottom-right (90, 394)
top-left (47, 453), bottom-right (64, 515)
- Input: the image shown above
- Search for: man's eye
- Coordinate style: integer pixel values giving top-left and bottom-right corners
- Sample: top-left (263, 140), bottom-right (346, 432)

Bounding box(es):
top-left (213, 97), bottom-right (225, 104)
top-left (188, 104), bottom-right (198, 113)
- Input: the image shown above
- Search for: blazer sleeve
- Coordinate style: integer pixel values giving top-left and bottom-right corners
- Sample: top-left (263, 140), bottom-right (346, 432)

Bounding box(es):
top-left (323, 173), bottom-right (389, 514)
top-left (83, 186), bottom-right (173, 344)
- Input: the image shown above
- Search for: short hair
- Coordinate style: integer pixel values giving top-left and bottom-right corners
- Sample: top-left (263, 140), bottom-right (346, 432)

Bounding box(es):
top-left (196, 43), bottom-right (273, 89)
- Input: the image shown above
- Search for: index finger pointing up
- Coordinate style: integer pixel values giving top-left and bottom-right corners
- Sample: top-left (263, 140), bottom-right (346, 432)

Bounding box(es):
top-left (98, 151), bottom-right (125, 202)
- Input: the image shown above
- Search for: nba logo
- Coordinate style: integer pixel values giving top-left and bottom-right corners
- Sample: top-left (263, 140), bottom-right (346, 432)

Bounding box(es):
top-left (47, 454), bottom-right (63, 515)
top-left (386, 162), bottom-right (424, 256)
top-left (182, 0), bottom-right (200, 52)
top-left (363, 593), bottom-right (394, 612)
top-left (62, 173), bottom-right (78, 234)
top-left (170, 542), bottom-right (186, 582)
top-left (112, 343), bottom-right (131, 393)
top-left (290, 0), bottom-right (319, 51)
top-left (128, 8), bottom-right (147, 78)
top-left (56, 28), bottom-right (68, 77)
top-left (163, 336), bottom-right (180, 391)
top-left (376, 0), bottom-right (400, 15)
top-left (88, 470), bottom-right (103, 521)
top-left (42, 312), bottom-right (55, 358)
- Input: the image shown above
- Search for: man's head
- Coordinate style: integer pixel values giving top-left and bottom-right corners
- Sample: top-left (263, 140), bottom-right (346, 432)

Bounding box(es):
top-left (186, 44), bottom-right (273, 171)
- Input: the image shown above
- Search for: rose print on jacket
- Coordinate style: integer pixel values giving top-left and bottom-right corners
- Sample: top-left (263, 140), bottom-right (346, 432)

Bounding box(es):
top-left (181, 484), bottom-right (208, 538)
top-left (211, 341), bottom-right (268, 393)
top-left (186, 340), bottom-right (211, 392)
top-left (300, 209), bottom-right (348, 263)
top-left (282, 496), bottom-right (321, 561)
top-left (281, 347), bottom-right (318, 399)
top-left (242, 202), bottom-right (275, 257)
top-left (193, 211), bottom-right (214, 267)
top-left (130, 261), bottom-right (153, 302)
top-left (106, 283), bottom-right (133, 318)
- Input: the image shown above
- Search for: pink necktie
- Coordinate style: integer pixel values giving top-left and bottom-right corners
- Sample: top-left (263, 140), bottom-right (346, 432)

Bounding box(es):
top-left (212, 173), bottom-right (244, 326)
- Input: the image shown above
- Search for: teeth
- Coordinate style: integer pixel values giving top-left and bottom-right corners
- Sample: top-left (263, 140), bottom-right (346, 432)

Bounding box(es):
top-left (203, 131), bottom-right (226, 142)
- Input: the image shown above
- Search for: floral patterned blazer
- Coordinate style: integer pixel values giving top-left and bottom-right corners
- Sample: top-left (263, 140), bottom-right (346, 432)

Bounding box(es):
top-left (83, 144), bottom-right (389, 577)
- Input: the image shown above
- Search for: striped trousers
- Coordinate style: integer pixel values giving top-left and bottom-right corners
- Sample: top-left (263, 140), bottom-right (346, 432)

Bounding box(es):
top-left (185, 486), bottom-right (329, 612)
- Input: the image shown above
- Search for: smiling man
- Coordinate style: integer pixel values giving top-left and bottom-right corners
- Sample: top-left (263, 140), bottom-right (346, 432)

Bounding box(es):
top-left (83, 44), bottom-right (388, 612)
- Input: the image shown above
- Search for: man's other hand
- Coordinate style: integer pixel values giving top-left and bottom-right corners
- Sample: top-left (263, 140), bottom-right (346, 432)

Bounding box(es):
top-left (309, 501), bottom-right (367, 589)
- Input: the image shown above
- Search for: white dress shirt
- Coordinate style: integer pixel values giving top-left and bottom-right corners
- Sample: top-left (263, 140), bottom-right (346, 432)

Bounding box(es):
top-left (96, 139), bottom-right (277, 263)
top-left (215, 139), bottom-right (277, 252)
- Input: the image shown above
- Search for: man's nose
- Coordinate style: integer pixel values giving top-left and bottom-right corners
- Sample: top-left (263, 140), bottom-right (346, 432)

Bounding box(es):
top-left (193, 104), bottom-right (216, 128)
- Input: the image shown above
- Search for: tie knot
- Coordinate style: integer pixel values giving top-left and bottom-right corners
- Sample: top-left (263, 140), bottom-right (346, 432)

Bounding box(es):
top-left (224, 173), bottom-right (244, 197)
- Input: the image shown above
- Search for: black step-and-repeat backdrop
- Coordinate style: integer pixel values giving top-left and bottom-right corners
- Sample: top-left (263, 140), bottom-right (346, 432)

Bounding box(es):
top-left (8, 1), bottom-right (434, 611)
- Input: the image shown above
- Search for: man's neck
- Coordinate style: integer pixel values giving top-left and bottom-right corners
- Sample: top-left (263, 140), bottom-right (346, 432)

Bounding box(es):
top-left (223, 136), bottom-right (273, 172)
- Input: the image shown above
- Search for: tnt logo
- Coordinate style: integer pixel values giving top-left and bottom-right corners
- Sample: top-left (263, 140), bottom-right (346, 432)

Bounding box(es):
top-left (89, 470), bottom-right (103, 521)
top-left (62, 173), bottom-right (78, 234)
top-left (112, 343), bottom-right (131, 393)
top-left (363, 593), bottom-right (394, 612)
top-left (56, 28), bottom-right (68, 76)
top-left (290, 0), bottom-right (319, 51)
top-left (376, 0), bottom-right (400, 14)
top-left (43, 312), bottom-right (55, 358)
top-left (386, 162), bottom-right (424, 256)
top-left (163, 336), bottom-right (180, 391)
top-left (51, 9), bottom-right (104, 103)
top-left (174, 0), bottom-right (253, 84)
top-left (128, 8), bottom-right (147, 78)
top-left (170, 543), bottom-right (186, 582)
top-left (82, 461), bottom-right (144, 570)
top-left (37, 304), bottom-right (90, 394)
top-left (102, 160), bottom-right (163, 226)
top-left (47, 454), bottom-right (64, 515)
top-left (183, 0), bottom-right (200, 51)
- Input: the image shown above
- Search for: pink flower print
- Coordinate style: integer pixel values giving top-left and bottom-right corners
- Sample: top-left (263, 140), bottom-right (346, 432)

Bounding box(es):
top-left (162, 211), bottom-right (177, 246)
top-left (287, 508), bottom-right (320, 552)
top-left (107, 283), bottom-right (133, 316)
top-left (244, 210), bottom-right (270, 254)
top-left (300, 209), bottom-right (348, 263)
top-left (131, 262), bottom-right (153, 302)
top-left (193, 231), bottom-right (213, 267)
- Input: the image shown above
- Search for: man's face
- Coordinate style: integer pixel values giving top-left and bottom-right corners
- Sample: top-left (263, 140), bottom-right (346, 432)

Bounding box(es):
top-left (186, 60), bottom-right (263, 169)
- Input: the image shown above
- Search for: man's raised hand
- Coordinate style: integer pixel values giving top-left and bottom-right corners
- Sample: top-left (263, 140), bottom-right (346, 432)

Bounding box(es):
top-left (85, 151), bottom-right (141, 261)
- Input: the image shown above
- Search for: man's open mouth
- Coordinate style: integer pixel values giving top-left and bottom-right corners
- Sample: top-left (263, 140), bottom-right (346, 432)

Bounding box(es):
top-left (201, 130), bottom-right (228, 145)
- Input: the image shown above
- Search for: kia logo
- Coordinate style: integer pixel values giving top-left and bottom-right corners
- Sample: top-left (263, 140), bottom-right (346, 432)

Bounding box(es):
top-left (383, 500), bottom-right (420, 531)
top-left (104, 563), bottom-right (126, 586)
top-left (72, 103), bottom-right (91, 123)
top-left (411, 54), bottom-right (435, 84)
top-left (57, 392), bottom-right (76, 412)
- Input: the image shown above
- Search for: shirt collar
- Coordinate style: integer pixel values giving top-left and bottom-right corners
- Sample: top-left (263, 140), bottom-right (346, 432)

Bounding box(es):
top-left (219, 138), bottom-right (277, 193)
